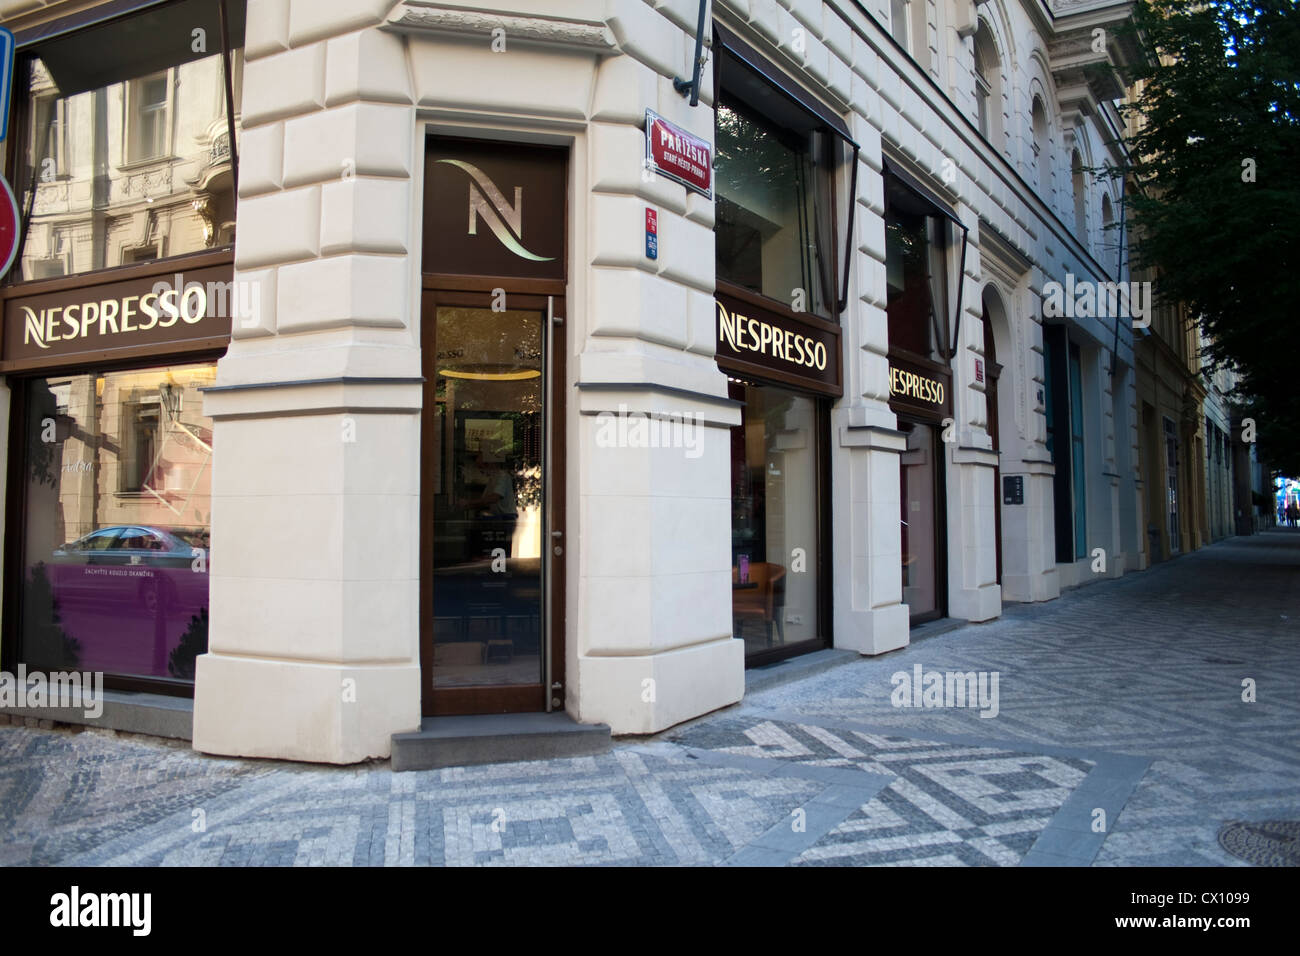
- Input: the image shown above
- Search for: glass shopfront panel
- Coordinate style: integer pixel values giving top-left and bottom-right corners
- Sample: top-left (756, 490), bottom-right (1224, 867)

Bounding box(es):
top-left (715, 95), bottom-right (837, 319)
top-left (13, 0), bottom-right (245, 282)
top-left (729, 380), bottom-right (822, 657)
top-left (885, 175), bottom-right (950, 362)
top-left (17, 362), bottom-right (216, 681)
top-left (899, 420), bottom-right (940, 620)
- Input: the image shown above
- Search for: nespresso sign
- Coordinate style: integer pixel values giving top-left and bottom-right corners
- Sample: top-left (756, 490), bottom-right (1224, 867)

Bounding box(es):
top-left (424, 138), bottom-right (566, 280)
top-left (715, 291), bottom-right (841, 396)
top-left (3, 265), bottom-right (235, 365)
top-left (888, 356), bottom-right (951, 417)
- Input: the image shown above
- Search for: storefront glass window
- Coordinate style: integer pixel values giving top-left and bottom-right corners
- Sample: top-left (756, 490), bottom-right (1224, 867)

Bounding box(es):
top-left (13, 0), bottom-right (244, 282)
top-left (729, 381), bottom-right (821, 655)
top-left (715, 97), bottom-right (836, 318)
top-left (18, 363), bottom-right (216, 681)
top-left (885, 177), bottom-right (950, 361)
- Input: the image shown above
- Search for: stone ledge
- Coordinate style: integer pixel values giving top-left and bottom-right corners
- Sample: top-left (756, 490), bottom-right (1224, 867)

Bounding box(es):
top-left (745, 648), bottom-right (860, 694)
top-left (0, 690), bottom-right (193, 740)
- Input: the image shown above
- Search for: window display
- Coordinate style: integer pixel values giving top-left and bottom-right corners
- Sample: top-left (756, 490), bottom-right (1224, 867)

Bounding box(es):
top-left (18, 363), bottom-right (216, 682)
top-left (729, 380), bottom-right (822, 656)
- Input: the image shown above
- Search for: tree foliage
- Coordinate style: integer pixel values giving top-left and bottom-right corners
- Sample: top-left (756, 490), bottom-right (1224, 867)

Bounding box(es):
top-left (1120, 0), bottom-right (1300, 473)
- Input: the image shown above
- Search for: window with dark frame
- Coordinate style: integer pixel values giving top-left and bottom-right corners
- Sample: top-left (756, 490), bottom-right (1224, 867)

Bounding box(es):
top-left (714, 50), bottom-right (841, 320)
top-left (884, 173), bottom-right (951, 364)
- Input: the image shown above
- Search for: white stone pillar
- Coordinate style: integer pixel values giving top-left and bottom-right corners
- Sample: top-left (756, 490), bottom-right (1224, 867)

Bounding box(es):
top-left (947, 220), bottom-right (1000, 621)
top-left (832, 149), bottom-right (910, 654)
top-left (566, 8), bottom-right (744, 734)
top-left (193, 1), bottom-right (422, 763)
top-left (998, 280), bottom-right (1060, 602)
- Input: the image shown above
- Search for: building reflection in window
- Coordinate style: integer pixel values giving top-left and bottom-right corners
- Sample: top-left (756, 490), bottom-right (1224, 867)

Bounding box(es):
top-left (20, 363), bottom-right (217, 681)
top-left (14, 0), bottom-right (244, 282)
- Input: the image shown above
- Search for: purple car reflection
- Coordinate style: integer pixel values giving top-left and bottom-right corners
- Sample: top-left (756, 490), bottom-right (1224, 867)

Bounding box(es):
top-left (47, 525), bottom-right (210, 678)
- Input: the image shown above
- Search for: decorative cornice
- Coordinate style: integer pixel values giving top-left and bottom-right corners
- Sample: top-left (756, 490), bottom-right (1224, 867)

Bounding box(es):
top-left (1047, 0), bottom-right (1146, 98)
top-left (1049, 0), bottom-right (1129, 14)
top-left (383, 2), bottom-right (617, 53)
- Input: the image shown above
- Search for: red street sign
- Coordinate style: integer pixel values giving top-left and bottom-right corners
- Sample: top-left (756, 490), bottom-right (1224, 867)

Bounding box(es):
top-left (0, 173), bottom-right (20, 282)
top-left (645, 110), bottom-right (712, 198)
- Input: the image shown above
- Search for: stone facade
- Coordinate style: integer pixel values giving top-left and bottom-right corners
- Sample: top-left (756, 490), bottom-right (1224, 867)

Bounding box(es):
top-left (0, 0), bottom-right (1229, 765)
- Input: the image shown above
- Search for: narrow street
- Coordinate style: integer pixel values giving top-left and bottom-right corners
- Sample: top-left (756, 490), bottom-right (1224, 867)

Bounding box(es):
top-left (3, 532), bottom-right (1297, 867)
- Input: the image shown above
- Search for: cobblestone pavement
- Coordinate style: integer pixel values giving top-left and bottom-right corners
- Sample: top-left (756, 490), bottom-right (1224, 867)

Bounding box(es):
top-left (3, 532), bottom-right (1298, 866)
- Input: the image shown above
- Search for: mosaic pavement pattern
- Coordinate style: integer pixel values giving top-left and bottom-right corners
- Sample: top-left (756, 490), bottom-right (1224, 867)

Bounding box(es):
top-left (667, 717), bottom-right (1096, 866)
top-left (2, 531), bottom-right (1299, 866)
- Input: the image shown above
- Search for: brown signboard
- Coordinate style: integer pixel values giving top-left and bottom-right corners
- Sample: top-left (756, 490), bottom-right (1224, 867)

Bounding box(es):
top-left (3, 264), bottom-right (235, 367)
top-left (888, 353), bottom-right (952, 420)
top-left (423, 138), bottom-right (566, 280)
top-left (715, 289), bottom-right (841, 397)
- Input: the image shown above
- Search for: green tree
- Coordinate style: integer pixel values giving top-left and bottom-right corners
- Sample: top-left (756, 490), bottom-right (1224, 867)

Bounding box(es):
top-left (1120, 0), bottom-right (1300, 472)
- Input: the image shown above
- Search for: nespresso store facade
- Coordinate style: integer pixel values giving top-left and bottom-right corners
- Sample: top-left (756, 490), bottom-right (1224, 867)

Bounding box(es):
top-left (711, 25), bottom-right (851, 666)
top-left (0, 0), bottom-right (243, 697)
top-left (0, 0), bottom-right (998, 764)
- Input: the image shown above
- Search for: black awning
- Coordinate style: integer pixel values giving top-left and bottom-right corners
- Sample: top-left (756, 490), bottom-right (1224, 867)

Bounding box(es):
top-left (16, 0), bottom-right (245, 97)
top-left (12, 0), bottom-right (170, 48)
top-left (714, 21), bottom-right (858, 148)
top-left (883, 156), bottom-right (967, 232)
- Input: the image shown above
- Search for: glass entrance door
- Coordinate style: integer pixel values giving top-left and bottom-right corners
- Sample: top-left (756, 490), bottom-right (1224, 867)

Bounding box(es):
top-left (420, 290), bottom-right (563, 715)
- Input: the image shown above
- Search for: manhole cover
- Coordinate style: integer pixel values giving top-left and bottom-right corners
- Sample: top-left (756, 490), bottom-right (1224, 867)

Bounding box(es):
top-left (1218, 821), bottom-right (1300, 866)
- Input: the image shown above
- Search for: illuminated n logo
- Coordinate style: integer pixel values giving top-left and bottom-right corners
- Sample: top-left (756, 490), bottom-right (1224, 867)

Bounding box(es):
top-left (435, 159), bottom-right (555, 262)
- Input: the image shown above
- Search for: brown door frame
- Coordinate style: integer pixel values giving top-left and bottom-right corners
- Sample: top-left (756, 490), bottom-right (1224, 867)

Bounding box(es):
top-left (418, 281), bottom-right (566, 716)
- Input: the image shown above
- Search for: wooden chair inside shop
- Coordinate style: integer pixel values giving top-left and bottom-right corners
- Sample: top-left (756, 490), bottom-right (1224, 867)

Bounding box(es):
top-left (732, 562), bottom-right (787, 643)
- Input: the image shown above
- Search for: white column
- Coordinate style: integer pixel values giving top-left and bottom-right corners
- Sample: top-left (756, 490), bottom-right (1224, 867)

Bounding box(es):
top-left (193, 1), bottom-right (421, 763)
top-left (832, 150), bottom-right (910, 653)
